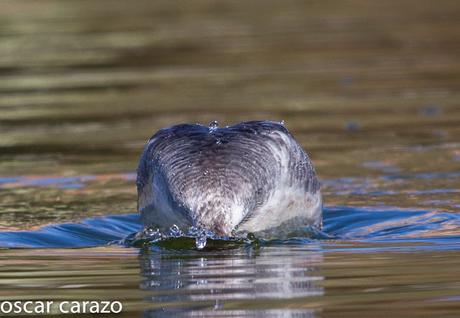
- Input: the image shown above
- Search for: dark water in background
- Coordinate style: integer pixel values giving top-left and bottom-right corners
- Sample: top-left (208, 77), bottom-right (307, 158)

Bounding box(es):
top-left (1, 0), bottom-right (460, 316)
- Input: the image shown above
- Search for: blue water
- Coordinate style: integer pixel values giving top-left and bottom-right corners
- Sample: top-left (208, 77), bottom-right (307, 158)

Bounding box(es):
top-left (1, 206), bottom-right (459, 251)
top-left (0, 174), bottom-right (135, 190)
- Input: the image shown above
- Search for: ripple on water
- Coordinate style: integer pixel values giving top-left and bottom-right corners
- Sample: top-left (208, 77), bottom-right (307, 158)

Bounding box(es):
top-left (0, 206), bottom-right (459, 251)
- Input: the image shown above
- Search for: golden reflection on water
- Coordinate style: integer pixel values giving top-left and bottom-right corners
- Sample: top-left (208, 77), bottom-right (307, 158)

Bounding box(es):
top-left (1, 0), bottom-right (460, 316)
top-left (0, 247), bottom-right (460, 317)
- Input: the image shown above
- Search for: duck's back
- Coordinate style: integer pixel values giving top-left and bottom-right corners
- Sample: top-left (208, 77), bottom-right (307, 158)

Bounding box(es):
top-left (136, 121), bottom-right (321, 237)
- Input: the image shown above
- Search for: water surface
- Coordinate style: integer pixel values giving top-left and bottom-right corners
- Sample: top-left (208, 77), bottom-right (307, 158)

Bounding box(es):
top-left (1, 0), bottom-right (460, 316)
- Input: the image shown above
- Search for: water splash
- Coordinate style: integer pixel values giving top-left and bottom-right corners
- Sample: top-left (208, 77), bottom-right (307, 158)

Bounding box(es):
top-left (125, 225), bottom-right (231, 250)
top-left (195, 235), bottom-right (207, 249)
top-left (168, 224), bottom-right (183, 237)
top-left (143, 227), bottom-right (162, 241)
top-left (208, 120), bottom-right (219, 132)
top-left (188, 227), bottom-right (212, 249)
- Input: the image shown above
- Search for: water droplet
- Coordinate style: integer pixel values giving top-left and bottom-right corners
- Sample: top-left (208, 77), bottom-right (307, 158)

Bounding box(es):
top-left (141, 227), bottom-right (162, 241)
top-left (169, 224), bottom-right (183, 237)
top-left (187, 226), bottom-right (198, 235)
top-left (195, 235), bottom-right (207, 250)
top-left (209, 120), bottom-right (219, 132)
top-left (203, 169), bottom-right (209, 176)
top-left (246, 232), bottom-right (256, 241)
